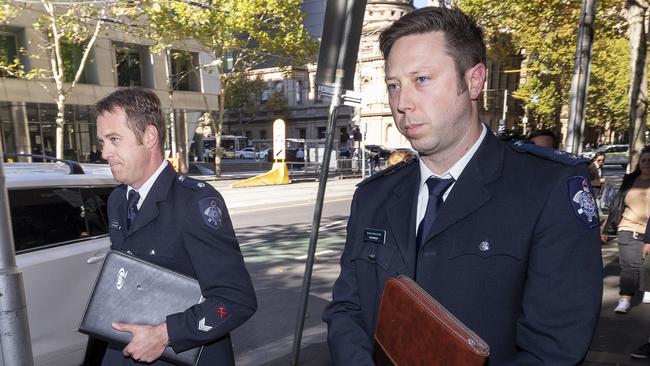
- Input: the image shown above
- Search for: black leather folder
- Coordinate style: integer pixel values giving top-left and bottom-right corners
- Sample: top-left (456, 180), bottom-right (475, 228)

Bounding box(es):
top-left (79, 250), bottom-right (203, 365)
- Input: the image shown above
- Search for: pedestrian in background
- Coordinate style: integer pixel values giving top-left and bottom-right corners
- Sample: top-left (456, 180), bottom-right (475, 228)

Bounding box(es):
top-left (628, 219), bottom-right (650, 359)
top-left (89, 144), bottom-right (102, 163)
top-left (603, 146), bottom-right (650, 314)
top-left (589, 152), bottom-right (606, 199)
top-left (95, 87), bottom-right (256, 365)
top-left (323, 7), bottom-right (602, 365)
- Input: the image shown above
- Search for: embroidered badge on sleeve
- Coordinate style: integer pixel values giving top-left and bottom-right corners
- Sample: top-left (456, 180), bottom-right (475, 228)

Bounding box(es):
top-left (567, 176), bottom-right (599, 228)
top-left (199, 197), bottom-right (223, 230)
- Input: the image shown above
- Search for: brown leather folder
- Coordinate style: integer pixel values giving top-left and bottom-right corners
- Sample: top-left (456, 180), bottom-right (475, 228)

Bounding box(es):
top-left (373, 275), bottom-right (489, 366)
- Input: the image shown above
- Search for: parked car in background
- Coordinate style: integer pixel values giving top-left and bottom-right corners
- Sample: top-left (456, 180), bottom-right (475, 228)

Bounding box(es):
top-left (235, 147), bottom-right (258, 159)
top-left (205, 147), bottom-right (236, 160)
top-left (4, 158), bottom-right (118, 365)
top-left (582, 144), bottom-right (629, 167)
top-left (259, 148), bottom-right (272, 160)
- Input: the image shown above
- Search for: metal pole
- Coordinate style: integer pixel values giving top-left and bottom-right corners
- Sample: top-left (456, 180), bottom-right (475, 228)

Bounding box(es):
top-left (361, 122), bottom-right (366, 180)
top-left (290, 0), bottom-right (357, 363)
top-left (565, 0), bottom-right (596, 154)
top-left (502, 89), bottom-right (508, 121)
top-left (0, 148), bottom-right (34, 365)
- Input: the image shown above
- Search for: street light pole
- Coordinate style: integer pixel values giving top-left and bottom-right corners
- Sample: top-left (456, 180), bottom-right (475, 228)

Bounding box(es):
top-left (0, 145), bottom-right (33, 365)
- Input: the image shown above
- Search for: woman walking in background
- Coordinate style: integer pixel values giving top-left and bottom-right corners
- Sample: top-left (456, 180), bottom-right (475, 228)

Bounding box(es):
top-left (603, 146), bottom-right (650, 314)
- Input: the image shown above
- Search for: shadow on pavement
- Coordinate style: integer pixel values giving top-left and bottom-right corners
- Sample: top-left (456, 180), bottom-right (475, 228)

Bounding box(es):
top-left (232, 217), bottom-right (346, 365)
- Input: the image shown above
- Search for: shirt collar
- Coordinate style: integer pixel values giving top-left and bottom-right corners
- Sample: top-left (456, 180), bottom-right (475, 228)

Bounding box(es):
top-left (418, 124), bottom-right (487, 187)
top-left (127, 160), bottom-right (169, 207)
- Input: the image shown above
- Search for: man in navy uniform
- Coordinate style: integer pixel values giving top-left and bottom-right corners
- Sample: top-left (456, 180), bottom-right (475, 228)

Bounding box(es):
top-left (323, 7), bottom-right (602, 365)
top-left (96, 87), bottom-right (256, 365)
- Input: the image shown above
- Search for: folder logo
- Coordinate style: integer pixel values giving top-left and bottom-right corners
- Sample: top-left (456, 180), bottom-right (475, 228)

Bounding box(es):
top-left (116, 268), bottom-right (128, 290)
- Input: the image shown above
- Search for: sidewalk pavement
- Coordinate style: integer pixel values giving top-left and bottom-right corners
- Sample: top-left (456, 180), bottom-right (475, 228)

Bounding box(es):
top-left (198, 177), bottom-right (650, 365)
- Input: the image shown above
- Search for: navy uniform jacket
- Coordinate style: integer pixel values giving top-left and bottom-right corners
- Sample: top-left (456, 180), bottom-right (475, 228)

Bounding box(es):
top-left (102, 163), bottom-right (256, 366)
top-left (323, 132), bottom-right (603, 365)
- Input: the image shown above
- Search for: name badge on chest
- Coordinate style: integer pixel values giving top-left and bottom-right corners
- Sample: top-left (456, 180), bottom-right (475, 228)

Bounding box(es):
top-left (363, 228), bottom-right (386, 245)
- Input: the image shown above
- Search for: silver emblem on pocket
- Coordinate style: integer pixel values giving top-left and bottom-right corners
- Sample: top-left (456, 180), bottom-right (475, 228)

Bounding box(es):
top-left (149, 249), bottom-right (156, 255)
top-left (479, 241), bottom-right (490, 252)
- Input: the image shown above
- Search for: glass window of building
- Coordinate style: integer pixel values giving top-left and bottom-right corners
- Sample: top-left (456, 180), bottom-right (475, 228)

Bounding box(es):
top-left (274, 81), bottom-right (283, 93)
top-left (115, 44), bottom-right (143, 87)
top-left (299, 128), bottom-right (306, 139)
top-left (339, 127), bottom-right (348, 143)
top-left (61, 41), bottom-right (94, 83)
top-left (317, 126), bottom-right (326, 139)
top-left (0, 31), bottom-right (17, 78)
top-left (295, 80), bottom-right (302, 104)
top-left (170, 50), bottom-right (200, 92)
top-left (260, 130), bottom-right (267, 139)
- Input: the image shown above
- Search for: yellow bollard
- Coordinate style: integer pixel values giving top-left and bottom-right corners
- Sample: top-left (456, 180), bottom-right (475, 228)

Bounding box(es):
top-left (231, 162), bottom-right (290, 188)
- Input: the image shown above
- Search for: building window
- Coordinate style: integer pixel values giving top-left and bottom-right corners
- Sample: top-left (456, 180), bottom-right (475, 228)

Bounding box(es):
top-left (299, 128), bottom-right (306, 139)
top-left (261, 89), bottom-right (269, 104)
top-left (317, 127), bottom-right (326, 139)
top-left (245, 131), bottom-right (252, 139)
top-left (170, 50), bottom-right (199, 91)
top-left (0, 32), bottom-right (17, 78)
top-left (274, 81), bottom-right (284, 93)
top-left (115, 44), bottom-right (143, 87)
top-left (61, 41), bottom-right (91, 83)
top-left (339, 127), bottom-right (348, 143)
top-left (260, 130), bottom-right (267, 139)
top-left (295, 80), bottom-right (302, 104)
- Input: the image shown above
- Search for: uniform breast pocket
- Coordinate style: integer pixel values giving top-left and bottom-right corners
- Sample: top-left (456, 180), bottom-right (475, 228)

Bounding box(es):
top-left (448, 232), bottom-right (525, 262)
top-left (351, 241), bottom-right (398, 272)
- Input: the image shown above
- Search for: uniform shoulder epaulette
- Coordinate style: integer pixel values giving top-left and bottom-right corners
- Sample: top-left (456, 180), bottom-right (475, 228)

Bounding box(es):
top-left (357, 156), bottom-right (417, 187)
top-left (175, 174), bottom-right (209, 190)
top-left (509, 140), bottom-right (588, 166)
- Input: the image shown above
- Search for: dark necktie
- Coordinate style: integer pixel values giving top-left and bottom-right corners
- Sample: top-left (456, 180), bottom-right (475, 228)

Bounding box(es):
top-left (416, 177), bottom-right (455, 251)
top-left (126, 190), bottom-right (140, 230)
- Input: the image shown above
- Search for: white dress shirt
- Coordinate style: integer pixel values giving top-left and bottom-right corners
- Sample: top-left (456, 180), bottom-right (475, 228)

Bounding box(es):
top-left (416, 124), bottom-right (487, 232)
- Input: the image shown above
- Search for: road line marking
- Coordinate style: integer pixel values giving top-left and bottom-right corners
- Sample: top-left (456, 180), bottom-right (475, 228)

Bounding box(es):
top-left (229, 197), bottom-right (351, 215)
top-left (294, 250), bottom-right (335, 260)
top-left (323, 219), bottom-right (346, 228)
top-left (240, 239), bottom-right (266, 246)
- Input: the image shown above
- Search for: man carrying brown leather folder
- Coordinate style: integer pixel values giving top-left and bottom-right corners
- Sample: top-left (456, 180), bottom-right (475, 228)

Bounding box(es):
top-left (323, 6), bottom-right (602, 365)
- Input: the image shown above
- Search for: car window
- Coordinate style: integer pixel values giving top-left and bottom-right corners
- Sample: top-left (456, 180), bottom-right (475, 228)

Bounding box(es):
top-left (82, 186), bottom-right (113, 237)
top-left (9, 186), bottom-right (113, 253)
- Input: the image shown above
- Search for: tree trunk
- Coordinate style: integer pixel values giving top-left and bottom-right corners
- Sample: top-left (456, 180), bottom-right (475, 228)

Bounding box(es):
top-left (55, 95), bottom-right (65, 159)
top-left (627, 0), bottom-right (649, 169)
top-left (238, 112), bottom-right (245, 138)
top-left (214, 90), bottom-right (225, 177)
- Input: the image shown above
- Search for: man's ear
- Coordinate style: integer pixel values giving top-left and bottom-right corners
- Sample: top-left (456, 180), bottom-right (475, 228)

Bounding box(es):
top-left (467, 63), bottom-right (486, 101)
top-left (143, 125), bottom-right (158, 149)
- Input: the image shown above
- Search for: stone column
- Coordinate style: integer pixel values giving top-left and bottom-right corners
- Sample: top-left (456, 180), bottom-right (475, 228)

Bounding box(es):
top-left (11, 102), bottom-right (31, 162)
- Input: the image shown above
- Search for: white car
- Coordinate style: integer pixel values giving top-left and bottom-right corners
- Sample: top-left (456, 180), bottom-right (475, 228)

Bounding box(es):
top-left (4, 159), bottom-right (117, 365)
top-left (235, 147), bottom-right (258, 159)
top-left (582, 144), bottom-right (629, 167)
top-left (258, 148), bottom-right (272, 160)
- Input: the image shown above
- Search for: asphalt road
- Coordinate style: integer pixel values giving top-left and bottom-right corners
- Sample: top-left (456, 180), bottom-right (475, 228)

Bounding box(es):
top-left (228, 194), bottom-right (351, 365)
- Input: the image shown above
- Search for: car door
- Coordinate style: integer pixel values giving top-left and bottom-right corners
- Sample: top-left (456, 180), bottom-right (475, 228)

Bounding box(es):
top-left (10, 186), bottom-right (113, 366)
top-left (606, 146), bottom-right (626, 166)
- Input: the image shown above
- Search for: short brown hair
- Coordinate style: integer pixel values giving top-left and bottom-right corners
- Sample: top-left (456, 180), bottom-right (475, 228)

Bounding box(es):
top-left (379, 7), bottom-right (486, 92)
top-left (96, 87), bottom-right (165, 155)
